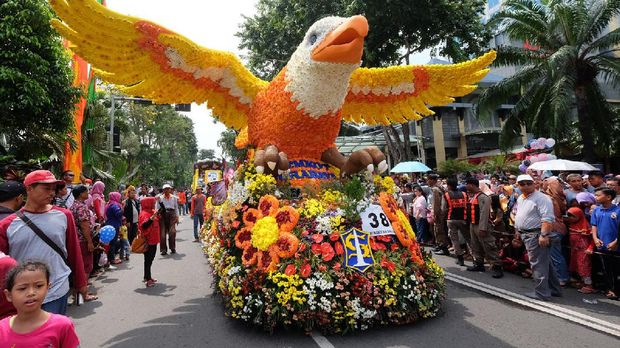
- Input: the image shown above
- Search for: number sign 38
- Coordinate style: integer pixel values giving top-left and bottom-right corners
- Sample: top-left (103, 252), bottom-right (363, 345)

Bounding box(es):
top-left (361, 205), bottom-right (395, 236)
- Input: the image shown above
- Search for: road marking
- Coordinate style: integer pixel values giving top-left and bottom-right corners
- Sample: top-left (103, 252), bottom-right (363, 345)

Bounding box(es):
top-left (445, 271), bottom-right (620, 338)
top-left (310, 331), bottom-right (335, 348)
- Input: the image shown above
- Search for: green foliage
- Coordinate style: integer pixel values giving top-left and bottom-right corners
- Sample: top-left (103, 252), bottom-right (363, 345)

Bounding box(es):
top-left (437, 159), bottom-right (476, 177)
top-left (0, 0), bottom-right (81, 160)
top-left (198, 149), bottom-right (217, 160)
top-left (477, 155), bottom-right (519, 174)
top-left (479, 0), bottom-right (620, 162)
top-left (217, 129), bottom-right (248, 163)
top-left (237, 0), bottom-right (491, 79)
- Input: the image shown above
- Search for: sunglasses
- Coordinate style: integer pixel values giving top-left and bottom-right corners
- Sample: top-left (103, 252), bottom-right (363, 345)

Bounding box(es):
top-left (518, 181), bottom-right (534, 186)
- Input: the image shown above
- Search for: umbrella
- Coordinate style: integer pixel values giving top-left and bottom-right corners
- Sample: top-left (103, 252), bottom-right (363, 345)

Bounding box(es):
top-left (390, 161), bottom-right (432, 173)
top-left (528, 159), bottom-right (598, 171)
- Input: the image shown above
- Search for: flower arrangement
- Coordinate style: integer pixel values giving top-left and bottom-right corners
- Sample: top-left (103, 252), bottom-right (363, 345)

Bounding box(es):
top-left (202, 163), bottom-right (445, 334)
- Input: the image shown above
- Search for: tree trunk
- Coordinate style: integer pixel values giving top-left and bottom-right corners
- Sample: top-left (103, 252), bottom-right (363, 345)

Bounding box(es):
top-left (574, 85), bottom-right (597, 163)
top-left (402, 122), bottom-right (412, 161)
top-left (382, 126), bottom-right (402, 164)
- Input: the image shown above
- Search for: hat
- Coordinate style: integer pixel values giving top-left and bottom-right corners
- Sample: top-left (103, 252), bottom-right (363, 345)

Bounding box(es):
top-left (0, 181), bottom-right (26, 201)
top-left (516, 174), bottom-right (534, 182)
top-left (508, 175), bottom-right (517, 180)
top-left (162, 184), bottom-right (172, 189)
top-left (24, 170), bottom-right (62, 187)
top-left (576, 192), bottom-right (596, 204)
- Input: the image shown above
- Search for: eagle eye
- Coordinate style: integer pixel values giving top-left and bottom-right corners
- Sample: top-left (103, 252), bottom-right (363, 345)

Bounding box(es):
top-left (309, 34), bottom-right (318, 45)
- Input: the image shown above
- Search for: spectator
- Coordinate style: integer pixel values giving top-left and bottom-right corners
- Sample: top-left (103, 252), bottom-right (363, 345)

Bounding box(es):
top-left (0, 252), bottom-right (17, 320)
top-left (69, 185), bottom-right (98, 302)
top-left (59, 170), bottom-right (75, 209)
top-left (138, 183), bottom-right (149, 200)
top-left (514, 174), bottom-right (560, 301)
top-left (587, 171), bottom-right (606, 193)
top-left (104, 192), bottom-right (124, 265)
top-left (564, 174), bottom-right (586, 206)
top-left (190, 187), bottom-right (207, 243)
top-left (177, 189), bottom-right (187, 216)
top-left (0, 261), bottom-right (80, 347)
top-left (53, 183), bottom-right (68, 209)
top-left (576, 192), bottom-right (596, 220)
top-left (499, 237), bottom-right (531, 278)
top-left (90, 181), bottom-right (106, 223)
top-left (123, 185), bottom-right (140, 244)
top-left (427, 174), bottom-right (449, 256)
top-left (465, 177), bottom-right (503, 278)
top-left (0, 170), bottom-right (87, 314)
top-left (412, 186), bottom-right (429, 244)
top-left (442, 178), bottom-right (470, 266)
top-left (566, 206), bottom-right (595, 293)
top-left (591, 188), bottom-right (620, 300)
top-left (139, 197), bottom-right (160, 287)
top-left (159, 184), bottom-right (179, 255)
top-left (606, 177), bottom-right (620, 205)
top-left (543, 177), bottom-right (570, 287)
top-left (0, 181), bottom-right (25, 221)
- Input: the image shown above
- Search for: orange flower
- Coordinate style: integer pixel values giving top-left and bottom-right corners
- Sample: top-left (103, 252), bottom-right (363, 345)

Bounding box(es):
top-left (285, 264), bottom-right (297, 276)
top-left (393, 221), bottom-right (413, 247)
top-left (257, 250), bottom-right (280, 272)
top-left (258, 195), bottom-right (279, 217)
top-left (300, 263), bottom-right (312, 278)
top-left (269, 232), bottom-right (300, 258)
top-left (242, 246), bottom-right (259, 266)
top-left (379, 192), bottom-right (399, 222)
top-left (274, 206), bottom-right (300, 232)
top-left (234, 227), bottom-right (253, 249)
top-left (243, 208), bottom-right (262, 227)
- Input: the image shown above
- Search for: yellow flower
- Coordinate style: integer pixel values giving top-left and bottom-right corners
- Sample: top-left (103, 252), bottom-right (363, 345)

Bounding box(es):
top-left (396, 210), bottom-right (415, 240)
top-left (251, 216), bottom-right (279, 251)
top-left (321, 190), bottom-right (343, 206)
top-left (246, 173), bottom-right (276, 197)
top-left (382, 176), bottom-right (396, 194)
top-left (301, 199), bottom-right (324, 218)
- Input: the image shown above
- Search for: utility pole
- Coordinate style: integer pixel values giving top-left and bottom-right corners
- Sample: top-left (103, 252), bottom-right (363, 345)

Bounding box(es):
top-left (108, 94), bottom-right (115, 172)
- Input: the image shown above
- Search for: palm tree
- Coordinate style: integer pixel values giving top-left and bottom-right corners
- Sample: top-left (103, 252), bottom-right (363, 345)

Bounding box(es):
top-left (478, 0), bottom-right (620, 162)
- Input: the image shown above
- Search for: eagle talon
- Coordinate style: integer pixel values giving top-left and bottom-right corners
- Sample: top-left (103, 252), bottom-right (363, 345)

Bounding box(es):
top-left (253, 145), bottom-right (289, 177)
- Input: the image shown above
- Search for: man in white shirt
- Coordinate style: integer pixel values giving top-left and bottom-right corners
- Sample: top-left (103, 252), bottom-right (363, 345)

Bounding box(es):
top-left (159, 184), bottom-right (179, 255)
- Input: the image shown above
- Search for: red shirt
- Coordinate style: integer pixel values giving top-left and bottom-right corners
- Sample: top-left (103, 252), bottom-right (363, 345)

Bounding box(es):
top-left (0, 256), bottom-right (17, 320)
top-left (0, 313), bottom-right (80, 348)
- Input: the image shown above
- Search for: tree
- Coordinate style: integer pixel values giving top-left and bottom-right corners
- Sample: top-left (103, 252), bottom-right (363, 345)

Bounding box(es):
top-left (237, 0), bottom-right (491, 164)
top-left (198, 149), bottom-right (216, 160)
top-left (478, 0), bottom-right (620, 163)
top-left (0, 0), bottom-right (81, 160)
top-left (218, 129), bottom-right (248, 163)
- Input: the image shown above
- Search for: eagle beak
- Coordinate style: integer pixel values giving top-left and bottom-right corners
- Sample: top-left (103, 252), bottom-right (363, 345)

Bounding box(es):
top-left (312, 15), bottom-right (368, 64)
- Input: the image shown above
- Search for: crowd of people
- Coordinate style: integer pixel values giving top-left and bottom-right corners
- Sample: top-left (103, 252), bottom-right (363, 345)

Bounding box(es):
top-left (0, 169), bottom-right (208, 345)
top-left (395, 170), bottom-right (620, 301)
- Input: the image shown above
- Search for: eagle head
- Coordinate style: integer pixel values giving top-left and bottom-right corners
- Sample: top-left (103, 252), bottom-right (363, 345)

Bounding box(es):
top-left (284, 16), bottom-right (369, 119)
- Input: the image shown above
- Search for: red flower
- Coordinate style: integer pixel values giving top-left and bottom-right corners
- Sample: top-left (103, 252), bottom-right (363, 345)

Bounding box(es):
top-left (380, 258), bottom-right (396, 273)
top-left (333, 262), bottom-right (341, 270)
top-left (311, 243), bottom-right (322, 255)
top-left (329, 232), bottom-right (340, 241)
top-left (285, 264), bottom-right (296, 276)
top-left (231, 220), bottom-right (241, 229)
top-left (298, 243), bottom-right (307, 252)
top-left (318, 264), bottom-right (327, 272)
top-left (390, 243), bottom-right (400, 251)
top-left (300, 264), bottom-right (312, 278)
top-left (301, 230), bottom-right (310, 237)
top-left (378, 235), bottom-right (392, 243)
top-left (369, 238), bottom-right (386, 251)
top-left (312, 233), bottom-right (324, 243)
top-left (334, 242), bottom-right (344, 255)
top-left (320, 242), bottom-right (335, 262)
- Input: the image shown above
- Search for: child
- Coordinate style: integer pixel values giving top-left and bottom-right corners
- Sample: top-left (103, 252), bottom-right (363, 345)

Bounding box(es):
top-left (566, 207), bottom-right (595, 293)
top-left (119, 224), bottom-right (130, 261)
top-left (591, 188), bottom-right (620, 300)
top-left (499, 237), bottom-right (532, 278)
top-left (0, 261), bottom-right (80, 347)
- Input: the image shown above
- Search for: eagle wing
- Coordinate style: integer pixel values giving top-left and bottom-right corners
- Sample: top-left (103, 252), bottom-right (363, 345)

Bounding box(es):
top-left (342, 51), bottom-right (496, 125)
top-left (50, 0), bottom-right (267, 130)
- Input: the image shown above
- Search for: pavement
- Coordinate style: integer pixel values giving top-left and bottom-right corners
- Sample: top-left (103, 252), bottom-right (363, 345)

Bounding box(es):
top-left (67, 217), bottom-right (620, 347)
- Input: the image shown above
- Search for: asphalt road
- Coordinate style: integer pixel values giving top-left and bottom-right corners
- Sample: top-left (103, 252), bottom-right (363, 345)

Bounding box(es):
top-left (68, 217), bottom-right (619, 347)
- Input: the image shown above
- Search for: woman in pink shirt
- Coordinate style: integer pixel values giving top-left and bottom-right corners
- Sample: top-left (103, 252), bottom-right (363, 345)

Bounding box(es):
top-left (0, 261), bottom-right (79, 347)
top-left (412, 186), bottom-right (429, 244)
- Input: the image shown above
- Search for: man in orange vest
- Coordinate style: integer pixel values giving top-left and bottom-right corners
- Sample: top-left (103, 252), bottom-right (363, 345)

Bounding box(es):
top-left (465, 177), bottom-right (503, 278)
top-left (442, 178), bottom-right (470, 266)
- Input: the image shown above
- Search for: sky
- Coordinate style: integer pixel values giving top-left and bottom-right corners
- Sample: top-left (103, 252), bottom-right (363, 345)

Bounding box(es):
top-left (105, 1), bottom-right (431, 157)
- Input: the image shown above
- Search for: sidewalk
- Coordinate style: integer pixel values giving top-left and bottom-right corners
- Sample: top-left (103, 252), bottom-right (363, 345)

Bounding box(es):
top-left (431, 251), bottom-right (620, 326)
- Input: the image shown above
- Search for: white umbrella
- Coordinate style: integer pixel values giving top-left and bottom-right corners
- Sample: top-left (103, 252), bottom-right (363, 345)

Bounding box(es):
top-left (528, 159), bottom-right (598, 171)
top-left (391, 161), bottom-right (432, 173)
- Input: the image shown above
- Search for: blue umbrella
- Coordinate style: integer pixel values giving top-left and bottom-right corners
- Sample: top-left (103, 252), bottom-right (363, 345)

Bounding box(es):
top-left (390, 161), bottom-right (432, 173)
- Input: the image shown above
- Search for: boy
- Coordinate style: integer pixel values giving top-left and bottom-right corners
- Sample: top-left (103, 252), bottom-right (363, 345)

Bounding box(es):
top-left (591, 188), bottom-right (620, 300)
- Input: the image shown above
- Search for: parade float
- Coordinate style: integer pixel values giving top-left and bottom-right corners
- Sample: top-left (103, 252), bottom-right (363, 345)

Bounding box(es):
top-left (50, 0), bottom-right (495, 333)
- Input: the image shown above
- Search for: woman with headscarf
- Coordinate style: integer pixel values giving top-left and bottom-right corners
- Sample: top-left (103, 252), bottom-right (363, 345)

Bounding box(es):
top-left (543, 177), bottom-right (570, 286)
top-left (104, 192), bottom-right (124, 266)
top-left (123, 185), bottom-right (140, 244)
top-left (139, 197), bottom-right (160, 287)
top-left (566, 206), bottom-right (595, 293)
top-left (90, 181), bottom-right (106, 223)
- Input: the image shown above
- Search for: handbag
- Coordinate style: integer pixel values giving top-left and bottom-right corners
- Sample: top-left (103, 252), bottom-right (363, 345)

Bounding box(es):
top-left (16, 210), bottom-right (74, 287)
top-left (131, 233), bottom-right (148, 253)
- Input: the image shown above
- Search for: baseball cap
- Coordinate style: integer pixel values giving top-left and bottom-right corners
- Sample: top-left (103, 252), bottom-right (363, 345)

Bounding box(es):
top-left (516, 174), bottom-right (534, 182)
top-left (23, 170), bottom-right (62, 187)
top-left (0, 181), bottom-right (26, 201)
top-left (162, 184), bottom-right (172, 189)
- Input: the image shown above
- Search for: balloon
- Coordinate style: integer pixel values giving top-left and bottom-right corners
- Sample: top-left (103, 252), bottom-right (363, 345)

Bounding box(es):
top-left (519, 164), bottom-right (527, 173)
top-left (545, 138), bottom-right (556, 147)
top-left (537, 137), bottom-right (546, 143)
top-left (100, 225), bottom-right (116, 244)
top-left (524, 160), bottom-right (531, 166)
top-left (530, 156), bottom-right (539, 163)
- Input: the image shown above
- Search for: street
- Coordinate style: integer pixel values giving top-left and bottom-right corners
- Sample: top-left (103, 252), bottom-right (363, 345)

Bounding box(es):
top-left (68, 217), bottom-right (619, 348)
